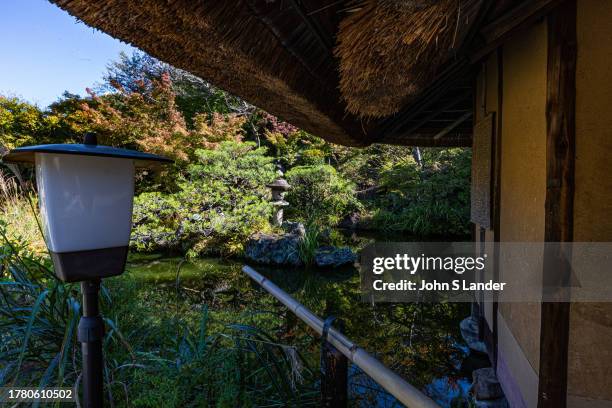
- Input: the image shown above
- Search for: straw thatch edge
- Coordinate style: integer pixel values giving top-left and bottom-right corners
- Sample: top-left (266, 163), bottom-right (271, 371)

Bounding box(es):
top-left (50, 0), bottom-right (369, 146)
top-left (335, 0), bottom-right (481, 118)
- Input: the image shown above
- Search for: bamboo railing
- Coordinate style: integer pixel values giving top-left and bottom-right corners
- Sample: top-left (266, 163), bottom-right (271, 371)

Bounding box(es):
top-left (242, 265), bottom-right (440, 408)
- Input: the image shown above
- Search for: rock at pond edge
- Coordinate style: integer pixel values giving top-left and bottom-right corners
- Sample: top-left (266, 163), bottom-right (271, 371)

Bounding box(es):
top-left (314, 246), bottom-right (356, 267)
top-left (244, 233), bottom-right (303, 266)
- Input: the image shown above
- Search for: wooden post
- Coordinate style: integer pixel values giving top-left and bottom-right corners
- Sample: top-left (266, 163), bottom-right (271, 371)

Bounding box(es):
top-left (321, 318), bottom-right (348, 408)
top-left (492, 48), bottom-right (503, 372)
top-left (284, 309), bottom-right (297, 338)
top-left (321, 341), bottom-right (349, 407)
top-left (538, 1), bottom-right (576, 407)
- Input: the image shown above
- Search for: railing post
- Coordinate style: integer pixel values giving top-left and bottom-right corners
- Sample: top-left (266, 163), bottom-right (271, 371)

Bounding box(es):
top-left (284, 308), bottom-right (297, 338)
top-left (321, 317), bottom-right (348, 408)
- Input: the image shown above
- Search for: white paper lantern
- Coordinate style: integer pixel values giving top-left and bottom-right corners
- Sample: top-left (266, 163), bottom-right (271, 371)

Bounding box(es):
top-left (3, 135), bottom-right (171, 282)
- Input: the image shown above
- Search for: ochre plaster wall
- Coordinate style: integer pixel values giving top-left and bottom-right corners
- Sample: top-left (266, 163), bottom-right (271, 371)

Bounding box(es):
top-left (471, 3), bottom-right (612, 405)
top-left (471, 22), bottom-right (548, 408)
top-left (568, 0), bottom-right (612, 404)
top-left (498, 20), bottom-right (547, 377)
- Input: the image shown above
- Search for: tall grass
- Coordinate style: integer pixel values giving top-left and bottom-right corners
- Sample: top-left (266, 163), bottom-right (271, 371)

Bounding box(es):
top-left (0, 223), bottom-right (80, 394)
top-left (297, 225), bottom-right (321, 266)
top-left (0, 171), bottom-right (46, 255)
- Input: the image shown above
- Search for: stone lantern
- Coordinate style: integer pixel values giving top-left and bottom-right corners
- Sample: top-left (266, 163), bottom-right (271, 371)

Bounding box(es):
top-left (267, 178), bottom-right (291, 226)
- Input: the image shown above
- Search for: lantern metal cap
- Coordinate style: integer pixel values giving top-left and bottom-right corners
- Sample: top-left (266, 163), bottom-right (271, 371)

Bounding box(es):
top-left (266, 178), bottom-right (291, 190)
top-left (2, 143), bottom-right (173, 168)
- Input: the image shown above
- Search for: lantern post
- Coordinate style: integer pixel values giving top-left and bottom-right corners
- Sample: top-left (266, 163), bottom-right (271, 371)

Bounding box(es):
top-left (3, 133), bottom-right (172, 407)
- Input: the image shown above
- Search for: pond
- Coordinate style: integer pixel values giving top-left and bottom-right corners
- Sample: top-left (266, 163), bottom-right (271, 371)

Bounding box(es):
top-left (122, 232), bottom-right (484, 407)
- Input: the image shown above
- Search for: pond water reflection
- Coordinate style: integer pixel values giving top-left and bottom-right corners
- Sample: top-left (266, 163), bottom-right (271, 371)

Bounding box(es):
top-left (125, 232), bottom-right (482, 407)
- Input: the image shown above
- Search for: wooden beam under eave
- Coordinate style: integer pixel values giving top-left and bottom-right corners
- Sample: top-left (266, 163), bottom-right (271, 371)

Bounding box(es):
top-left (470, 0), bottom-right (564, 63)
top-left (376, 60), bottom-right (473, 137)
top-left (375, 132), bottom-right (472, 147)
top-left (537, 1), bottom-right (576, 407)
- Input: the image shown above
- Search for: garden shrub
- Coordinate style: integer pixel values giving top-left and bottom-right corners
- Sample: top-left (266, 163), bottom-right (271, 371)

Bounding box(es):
top-left (264, 127), bottom-right (334, 168)
top-left (335, 144), bottom-right (414, 190)
top-left (299, 148), bottom-right (326, 165)
top-left (285, 165), bottom-right (360, 226)
top-left (131, 141), bottom-right (276, 256)
top-left (361, 148), bottom-right (471, 236)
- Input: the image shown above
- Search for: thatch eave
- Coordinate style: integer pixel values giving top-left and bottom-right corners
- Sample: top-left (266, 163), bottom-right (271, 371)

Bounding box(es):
top-left (52, 0), bottom-right (373, 146)
top-left (48, 0), bottom-right (504, 147)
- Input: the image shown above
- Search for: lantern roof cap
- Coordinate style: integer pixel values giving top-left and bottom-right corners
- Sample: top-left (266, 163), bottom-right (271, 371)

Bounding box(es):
top-left (271, 200), bottom-right (289, 206)
top-left (266, 178), bottom-right (291, 190)
top-left (2, 143), bottom-right (173, 168)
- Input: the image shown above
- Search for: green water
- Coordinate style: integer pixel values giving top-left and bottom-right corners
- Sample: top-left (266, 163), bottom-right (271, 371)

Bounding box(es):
top-left (123, 250), bottom-right (475, 407)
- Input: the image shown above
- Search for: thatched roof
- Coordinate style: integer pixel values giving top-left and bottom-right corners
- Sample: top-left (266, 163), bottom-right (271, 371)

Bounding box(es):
top-left (336, 0), bottom-right (481, 118)
top-left (49, 0), bottom-right (531, 147)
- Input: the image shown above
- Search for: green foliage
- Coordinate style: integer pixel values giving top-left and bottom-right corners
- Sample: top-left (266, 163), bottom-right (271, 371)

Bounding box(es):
top-left (0, 223), bottom-right (113, 392)
top-left (285, 165), bottom-right (360, 226)
top-left (264, 129), bottom-right (335, 168)
top-left (132, 141), bottom-right (276, 256)
top-left (0, 96), bottom-right (45, 148)
top-left (46, 93), bottom-right (96, 140)
top-left (362, 148), bottom-right (472, 236)
top-left (0, 96), bottom-right (73, 149)
top-left (130, 191), bottom-right (182, 251)
top-left (336, 144), bottom-right (414, 190)
top-left (299, 149), bottom-right (326, 165)
top-left (1, 48), bottom-right (472, 250)
top-left (0, 230), bottom-right (317, 406)
top-left (124, 320), bottom-right (316, 407)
